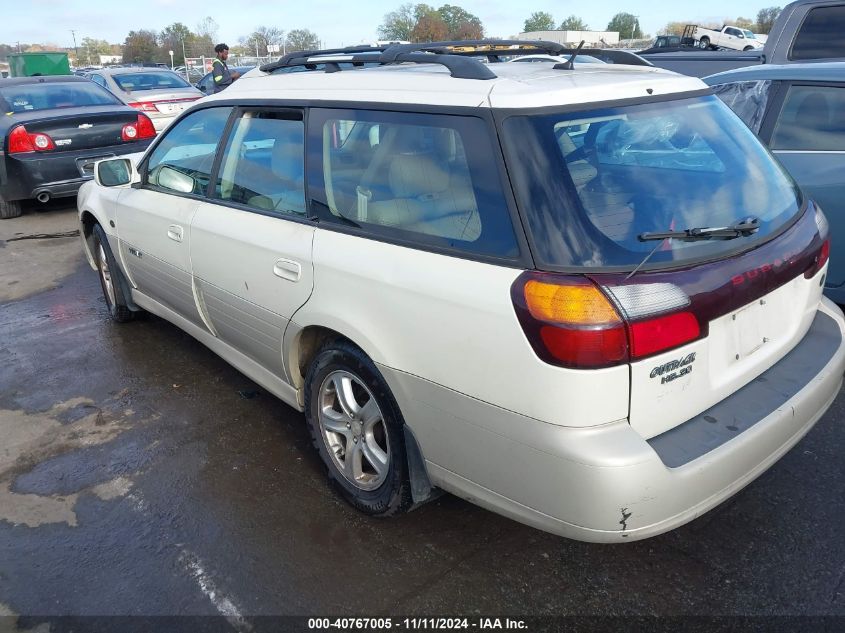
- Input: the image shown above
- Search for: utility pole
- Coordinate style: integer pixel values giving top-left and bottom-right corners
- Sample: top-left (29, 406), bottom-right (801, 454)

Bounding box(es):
top-left (70, 30), bottom-right (79, 66)
top-left (630, 16), bottom-right (640, 43)
top-left (181, 38), bottom-right (189, 81)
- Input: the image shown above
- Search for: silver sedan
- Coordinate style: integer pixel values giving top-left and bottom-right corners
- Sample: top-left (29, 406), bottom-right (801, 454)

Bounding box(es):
top-left (85, 67), bottom-right (203, 132)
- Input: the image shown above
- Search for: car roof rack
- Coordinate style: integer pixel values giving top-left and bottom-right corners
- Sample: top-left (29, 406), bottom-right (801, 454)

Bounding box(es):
top-left (258, 39), bottom-right (649, 79)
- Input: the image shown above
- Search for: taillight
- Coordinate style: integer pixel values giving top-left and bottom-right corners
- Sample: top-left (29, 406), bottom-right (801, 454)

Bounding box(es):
top-left (805, 238), bottom-right (830, 279)
top-left (128, 101), bottom-right (158, 112)
top-left (121, 123), bottom-right (138, 141)
top-left (512, 273), bottom-right (701, 369)
top-left (8, 125), bottom-right (55, 153)
top-left (136, 114), bottom-right (156, 139)
top-left (122, 115), bottom-right (156, 142)
top-left (514, 276), bottom-right (628, 369)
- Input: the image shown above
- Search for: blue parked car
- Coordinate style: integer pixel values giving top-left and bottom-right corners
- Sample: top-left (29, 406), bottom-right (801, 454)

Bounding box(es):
top-left (704, 62), bottom-right (845, 303)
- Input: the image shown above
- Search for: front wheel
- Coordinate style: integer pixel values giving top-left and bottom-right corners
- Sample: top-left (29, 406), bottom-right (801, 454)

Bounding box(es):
top-left (743, 45), bottom-right (754, 51)
top-left (92, 223), bottom-right (136, 323)
top-left (304, 340), bottom-right (413, 516)
top-left (699, 37), bottom-right (710, 49)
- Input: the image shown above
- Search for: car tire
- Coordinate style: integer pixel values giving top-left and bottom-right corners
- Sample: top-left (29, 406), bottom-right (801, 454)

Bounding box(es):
top-left (0, 198), bottom-right (22, 219)
top-left (743, 45), bottom-right (754, 51)
top-left (304, 339), bottom-right (413, 517)
top-left (92, 223), bottom-right (135, 323)
top-left (699, 37), bottom-right (710, 49)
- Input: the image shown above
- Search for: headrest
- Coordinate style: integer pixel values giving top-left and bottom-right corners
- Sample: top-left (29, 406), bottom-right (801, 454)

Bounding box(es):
top-left (272, 131), bottom-right (304, 181)
top-left (388, 153), bottom-right (449, 198)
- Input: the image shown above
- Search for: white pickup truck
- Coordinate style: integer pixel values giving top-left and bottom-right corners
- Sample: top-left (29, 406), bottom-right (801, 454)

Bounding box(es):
top-left (691, 25), bottom-right (765, 51)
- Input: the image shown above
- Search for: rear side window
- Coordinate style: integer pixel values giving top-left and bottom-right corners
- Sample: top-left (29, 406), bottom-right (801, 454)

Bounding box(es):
top-left (0, 82), bottom-right (120, 112)
top-left (791, 6), bottom-right (845, 60)
top-left (214, 111), bottom-right (305, 215)
top-left (146, 107), bottom-right (232, 194)
top-left (308, 109), bottom-right (519, 259)
top-left (711, 80), bottom-right (772, 133)
top-left (771, 85), bottom-right (845, 151)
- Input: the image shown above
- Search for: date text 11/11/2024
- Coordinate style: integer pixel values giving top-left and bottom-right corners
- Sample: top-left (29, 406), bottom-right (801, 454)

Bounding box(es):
top-left (307, 618), bottom-right (529, 630)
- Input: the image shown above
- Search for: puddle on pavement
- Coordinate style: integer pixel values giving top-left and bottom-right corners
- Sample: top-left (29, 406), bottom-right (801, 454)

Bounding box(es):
top-left (0, 396), bottom-right (154, 528)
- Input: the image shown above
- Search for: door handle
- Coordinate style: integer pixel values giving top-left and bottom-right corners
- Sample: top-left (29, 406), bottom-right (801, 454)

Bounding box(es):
top-left (167, 224), bottom-right (183, 242)
top-left (273, 258), bottom-right (301, 282)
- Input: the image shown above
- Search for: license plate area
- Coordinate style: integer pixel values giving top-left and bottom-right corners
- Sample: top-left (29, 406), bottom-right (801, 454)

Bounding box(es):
top-left (728, 299), bottom-right (770, 362)
top-left (76, 155), bottom-right (115, 178)
top-left (156, 102), bottom-right (184, 114)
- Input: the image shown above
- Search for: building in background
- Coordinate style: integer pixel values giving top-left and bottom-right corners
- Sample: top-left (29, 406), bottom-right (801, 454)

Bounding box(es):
top-left (516, 30), bottom-right (620, 47)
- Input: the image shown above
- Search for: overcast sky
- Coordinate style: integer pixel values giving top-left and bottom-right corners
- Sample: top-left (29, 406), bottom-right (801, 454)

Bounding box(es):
top-left (2, 0), bottom-right (781, 48)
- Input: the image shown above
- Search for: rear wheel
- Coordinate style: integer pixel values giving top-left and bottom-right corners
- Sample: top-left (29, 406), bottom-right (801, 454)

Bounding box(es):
top-left (92, 223), bottom-right (135, 323)
top-left (0, 199), bottom-right (22, 219)
top-left (304, 340), bottom-right (412, 516)
top-left (699, 37), bottom-right (710, 49)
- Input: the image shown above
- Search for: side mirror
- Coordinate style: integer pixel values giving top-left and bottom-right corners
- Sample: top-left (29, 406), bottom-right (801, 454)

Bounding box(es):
top-left (95, 158), bottom-right (134, 187)
top-left (155, 165), bottom-right (195, 193)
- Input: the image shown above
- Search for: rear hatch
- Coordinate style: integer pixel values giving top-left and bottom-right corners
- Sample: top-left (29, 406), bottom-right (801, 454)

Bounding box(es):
top-left (503, 93), bottom-right (829, 438)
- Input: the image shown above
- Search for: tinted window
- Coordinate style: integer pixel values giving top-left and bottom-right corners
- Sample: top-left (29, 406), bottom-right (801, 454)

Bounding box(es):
top-left (215, 112), bottom-right (305, 215)
top-left (503, 96), bottom-right (801, 270)
top-left (0, 82), bottom-right (120, 112)
top-left (90, 74), bottom-right (108, 88)
top-left (771, 85), bottom-right (845, 151)
top-left (146, 107), bottom-right (232, 194)
top-left (309, 109), bottom-right (519, 259)
top-left (113, 72), bottom-right (191, 91)
top-left (711, 80), bottom-right (772, 133)
top-left (791, 6), bottom-right (845, 60)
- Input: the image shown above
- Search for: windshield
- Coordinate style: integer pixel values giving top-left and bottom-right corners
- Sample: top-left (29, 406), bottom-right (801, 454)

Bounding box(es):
top-left (0, 82), bottom-right (122, 112)
top-left (113, 72), bottom-right (191, 91)
top-left (502, 95), bottom-right (802, 270)
top-left (743, 30), bottom-right (756, 39)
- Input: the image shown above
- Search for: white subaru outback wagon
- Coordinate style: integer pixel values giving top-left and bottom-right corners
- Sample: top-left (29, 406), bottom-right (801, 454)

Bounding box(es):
top-left (77, 42), bottom-right (845, 542)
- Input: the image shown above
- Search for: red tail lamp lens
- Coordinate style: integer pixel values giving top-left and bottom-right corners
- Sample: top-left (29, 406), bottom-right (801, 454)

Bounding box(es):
top-left (8, 125), bottom-right (54, 153)
top-left (629, 312), bottom-right (700, 359)
top-left (8, 125), bottom-right (35, 153)
top-left (513, 274), bottom-right (702, 369)
top-left (136, 114), bottom-right (156, 139)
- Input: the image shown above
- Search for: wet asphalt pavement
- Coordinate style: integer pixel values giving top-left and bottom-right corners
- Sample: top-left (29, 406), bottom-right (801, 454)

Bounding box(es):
top-left (0, 204), bottom-right (844, 620)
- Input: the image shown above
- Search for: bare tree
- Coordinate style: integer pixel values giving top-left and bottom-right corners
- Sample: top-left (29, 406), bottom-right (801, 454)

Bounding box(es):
top-left (246, 26), bottom-right (284, 56)
top-left (286, 29), bottom-right (320, 53)
top-left (378, 3), bottom-right (416, 41)
top-left (756, 7), bottom-right (782, 33)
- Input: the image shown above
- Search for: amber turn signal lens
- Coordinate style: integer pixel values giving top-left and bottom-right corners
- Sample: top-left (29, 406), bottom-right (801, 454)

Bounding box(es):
top-left (523, 280), bottom-right (622, 325)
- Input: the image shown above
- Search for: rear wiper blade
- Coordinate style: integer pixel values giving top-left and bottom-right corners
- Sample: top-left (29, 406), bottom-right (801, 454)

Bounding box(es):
top-left (638, 217), bottom-right (760, 242)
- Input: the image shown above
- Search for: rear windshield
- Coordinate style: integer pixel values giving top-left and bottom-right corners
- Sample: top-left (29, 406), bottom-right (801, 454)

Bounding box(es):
top-left (0, 82), bottom-right (121, 112)
top-left (502, 95), bottom-right (802, 270)
top-left (113, 72), bottom-right (191, 91)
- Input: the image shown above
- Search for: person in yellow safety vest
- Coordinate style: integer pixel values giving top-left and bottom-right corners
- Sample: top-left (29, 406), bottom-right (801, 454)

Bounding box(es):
top-left (212, 43), bottom-right (241, 93)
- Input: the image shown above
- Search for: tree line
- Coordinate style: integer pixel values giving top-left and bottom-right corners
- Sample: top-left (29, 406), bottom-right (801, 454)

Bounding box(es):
top-left (121, 19), bottom-right (320, 66)
top-left (0, 17), bottom-right (320, 66)
top-left (0, 5), bottom-right (786, 65)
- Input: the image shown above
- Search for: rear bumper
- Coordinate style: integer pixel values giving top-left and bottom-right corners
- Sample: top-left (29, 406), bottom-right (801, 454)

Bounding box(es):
top-left (382, 299), bottom-right (845, 542)
top-left (0, 141), bottom-right (151, 202)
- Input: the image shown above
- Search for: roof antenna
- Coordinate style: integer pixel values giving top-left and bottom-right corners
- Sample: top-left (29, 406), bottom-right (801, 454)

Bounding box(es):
top-left (554, 40), bottom-right (586, 70)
